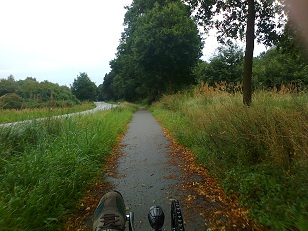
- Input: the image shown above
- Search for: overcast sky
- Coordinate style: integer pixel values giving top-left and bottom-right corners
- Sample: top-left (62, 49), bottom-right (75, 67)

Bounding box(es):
top-left (0, 0), bottom-right (265, 87)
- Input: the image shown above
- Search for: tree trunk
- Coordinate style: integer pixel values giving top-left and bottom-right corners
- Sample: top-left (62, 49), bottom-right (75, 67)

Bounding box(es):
top-left (243, 0), bottom-right (255, 106)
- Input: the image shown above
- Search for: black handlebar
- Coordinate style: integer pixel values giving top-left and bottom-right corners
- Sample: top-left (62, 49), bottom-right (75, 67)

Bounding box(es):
top-left (127, 199), bottom-right (185, 231)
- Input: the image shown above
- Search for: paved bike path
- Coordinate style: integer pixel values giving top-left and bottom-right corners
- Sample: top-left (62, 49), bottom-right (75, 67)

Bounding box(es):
top-left (0, 102), bottom-right (114, 127)
top-left (106, 108), bottom-right (204, 230)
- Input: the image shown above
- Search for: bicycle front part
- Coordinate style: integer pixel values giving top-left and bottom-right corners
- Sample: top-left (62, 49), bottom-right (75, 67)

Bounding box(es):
top-left (148, 205), bottom-right (165, 231)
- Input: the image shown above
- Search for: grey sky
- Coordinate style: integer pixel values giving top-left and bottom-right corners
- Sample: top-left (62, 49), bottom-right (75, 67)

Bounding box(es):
top-left (0, 0), bottom-right (265, 87)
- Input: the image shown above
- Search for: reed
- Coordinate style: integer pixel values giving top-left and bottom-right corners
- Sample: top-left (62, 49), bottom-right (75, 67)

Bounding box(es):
top-left (151, 82), bottom-right (308, 230)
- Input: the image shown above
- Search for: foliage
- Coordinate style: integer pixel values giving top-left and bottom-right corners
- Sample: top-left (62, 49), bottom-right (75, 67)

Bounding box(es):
top-left (194, 42), bottom-right (307, 91)
top-left (71, 72), bottom-right (97, 101)
top-left (131, 1), bottom-right (202, 93)
top-left (0, 75), bottom-right (19, 96)
top-left (97, 84), bottom-right (103, 101)
top-left (185, 0), bottom-right (287, 105)
top-left (186, 0), bottom-right (285, 45)
top-left (0, 105), bottom-right (136, 230)
top-left (151, 84), bottom-right (308, 230)
top-left (194, 42), bottom-right (244, 84)
top-left (0, 93), bottom-right (23, 109)
top-left (0, 76), bottom-right (80, 109)
top-left (277, 20), bottom-right (308, 58)
top-left (253, 48), bottom-right (308, 89)
top-left (102, 0), bottom-right (202, 102)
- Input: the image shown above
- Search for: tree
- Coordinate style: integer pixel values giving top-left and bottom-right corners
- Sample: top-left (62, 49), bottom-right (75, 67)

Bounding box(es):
top-left (0, 93), bottom-right (23, 109)
top-left (105, 0), bottom-right (202, 102)
top-left (16, 77), bottom-right (40, 100)
top-left (0, 75), bottom-right (19, 96)
top-left (131, 1), bottom-right (202, 94)
top-left (253, 48), bottom-right (308, 88)
top-left (0, 76), bottom-right (79, 108)
top-left (98, 73), bottom-right (117, 101)
top-left (186, 0), bottom-right (286, 105)
top-left (71, 72), bottom-right (97, 101)
top-left (194, 42), bottom-right (244, 84)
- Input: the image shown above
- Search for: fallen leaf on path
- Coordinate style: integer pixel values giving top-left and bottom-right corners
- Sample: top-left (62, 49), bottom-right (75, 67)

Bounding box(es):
top-left (163, 128), bottom-right (260, 230)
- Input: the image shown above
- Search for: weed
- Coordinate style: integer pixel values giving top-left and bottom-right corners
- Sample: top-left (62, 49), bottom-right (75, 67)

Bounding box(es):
top-left (151, 82), bottom-right (308, 230)
top-left (0, 104), bottom-right (136, 230)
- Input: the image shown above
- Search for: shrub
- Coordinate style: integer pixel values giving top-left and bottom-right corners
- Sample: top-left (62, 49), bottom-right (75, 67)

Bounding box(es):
top-left (0, 93), bottom-right (23, 109)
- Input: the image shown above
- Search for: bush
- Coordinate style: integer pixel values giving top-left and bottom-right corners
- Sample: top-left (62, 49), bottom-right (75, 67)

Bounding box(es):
top-left (0, 93), bottom-right (23, 109)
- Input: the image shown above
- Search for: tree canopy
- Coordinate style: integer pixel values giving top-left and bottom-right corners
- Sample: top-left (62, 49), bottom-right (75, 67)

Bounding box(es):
top-left (0, 76), bottom-right (79, 109)
top-left (71, 72), bottom-right (97, 101)
top-left (194, 42), bottom-right (244, 85)
top-left (102, 0), bottom-right (202, 102)
top-left (253, 48), bottom-right (308, 88)
top-left (185, 0), bottom-right (287, 105)
top-left (193, 43), bottom-right (307, 91)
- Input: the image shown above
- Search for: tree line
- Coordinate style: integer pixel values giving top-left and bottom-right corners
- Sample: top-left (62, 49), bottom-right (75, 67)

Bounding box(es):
top-left (0, 76), bottom-right (80, 109)
top-left (0, 73), bottom-right (100, 109)
top-left (2, 0), bottom-right (307, 108)
top-left (101, 0), bottom-right (307, 104)
top-left (100, 0), bottom-right (202, 103)
top-left (193, 42), bottom-right (308, 89)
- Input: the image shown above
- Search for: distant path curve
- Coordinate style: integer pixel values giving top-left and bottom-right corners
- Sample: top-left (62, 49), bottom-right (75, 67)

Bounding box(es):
top-left (0, 101), bottom-right (115, 127)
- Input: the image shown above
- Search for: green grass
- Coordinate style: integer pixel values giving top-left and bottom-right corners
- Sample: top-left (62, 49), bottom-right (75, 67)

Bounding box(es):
top-left (0, 104), bottom-right (137, 231)
top-left (151, 85), bottom-right (308, 230)
top-left (0, 102), bottom-right (96, 124)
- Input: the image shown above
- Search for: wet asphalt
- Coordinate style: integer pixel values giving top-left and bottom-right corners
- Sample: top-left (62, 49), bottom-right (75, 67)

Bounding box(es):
top-left (106, 108), bottom-right (203, 231)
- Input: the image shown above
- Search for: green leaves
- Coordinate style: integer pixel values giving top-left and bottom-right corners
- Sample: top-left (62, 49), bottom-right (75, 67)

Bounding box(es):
top-left (71, 72), bottom-right (97, 101)
top-left (0, 76), bottom-right (79, 109)
top-left (253, 48), bottom-right (308, 87)
top-left (193, 42), bottom-right (244, 84)
top-left (185, 0), bottom-right (288, 105)
top-left (103, 0), bottom-right (202, 102)
top-left (186, 0), bottom-right (286, 45)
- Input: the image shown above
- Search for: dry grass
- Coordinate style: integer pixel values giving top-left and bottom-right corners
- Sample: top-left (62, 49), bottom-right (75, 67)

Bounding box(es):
top-left (0, 103), bottom-right (96, 124)
top-left (151, 82), bottom-right (308, 230)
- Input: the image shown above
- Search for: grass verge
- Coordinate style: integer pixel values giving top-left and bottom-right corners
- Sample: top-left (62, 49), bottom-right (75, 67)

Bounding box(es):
top-left (0, 103), bottom-right (137, 231)
top-left (151, 83), bottom-right (308, 230)
top-left (0, 102), bottom-right (96, 124)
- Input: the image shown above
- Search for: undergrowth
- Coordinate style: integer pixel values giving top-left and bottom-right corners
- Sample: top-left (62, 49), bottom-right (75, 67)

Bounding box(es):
top-left (151, 82), bottom-right (308, 230)
top-left (0, 103), bottom-right (136, 231)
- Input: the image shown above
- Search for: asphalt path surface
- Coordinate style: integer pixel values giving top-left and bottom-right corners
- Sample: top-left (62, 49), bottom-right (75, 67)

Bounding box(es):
top-left (2, 103), bottom-right (252, 230)
top-left (106, 108), bottom-right (204, 231)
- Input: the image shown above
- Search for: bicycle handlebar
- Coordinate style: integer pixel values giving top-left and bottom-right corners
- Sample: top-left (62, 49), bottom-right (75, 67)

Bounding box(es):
top-left (126, 199), bottom-right (185, 231)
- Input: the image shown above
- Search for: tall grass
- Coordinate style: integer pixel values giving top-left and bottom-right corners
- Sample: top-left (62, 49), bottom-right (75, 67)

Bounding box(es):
top-left (151, 82), bottom-right (308, 230)
top-left (0, 102), bottom-right (96, 124)
top-left (0, 104), bottom-right (136, 231)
